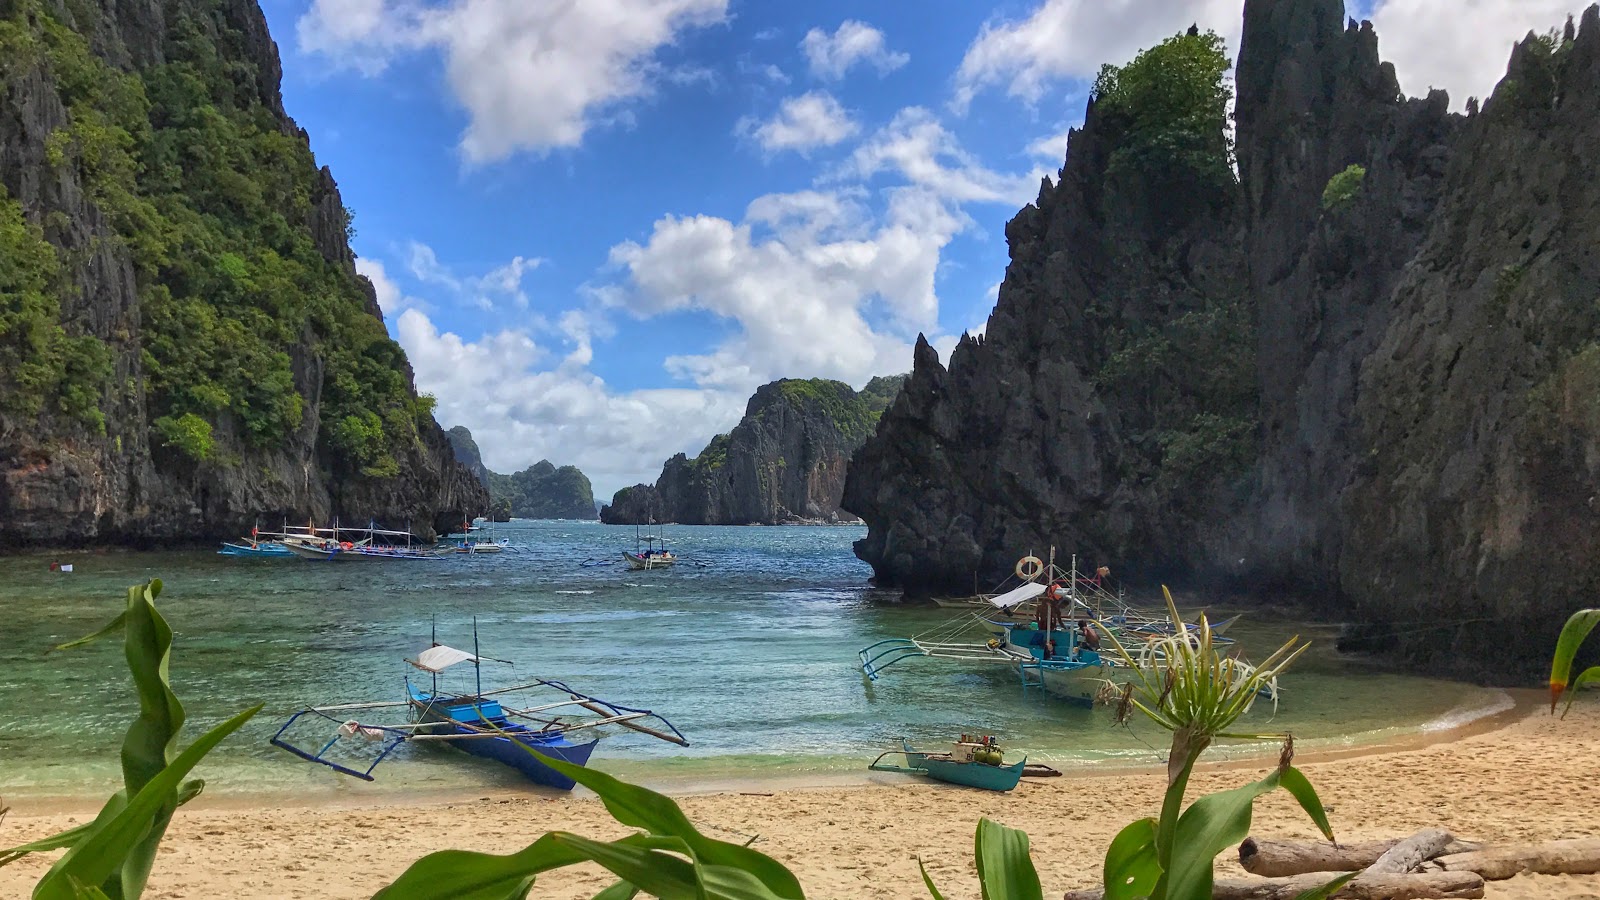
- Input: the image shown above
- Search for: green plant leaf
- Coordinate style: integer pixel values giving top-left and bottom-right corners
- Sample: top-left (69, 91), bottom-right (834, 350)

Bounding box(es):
top-left (507, 746), bottom-right (804, 899)
top-left (1275, 767), bottom-right (1335, 843)
top-left (33, 703), bottom-right (261, 900)
top-left (1550, 608), bottom-right (1600, 712)
top-left (916, 857), bottom-right (948, 900)
top-left (1, 782), bottom-right (201, 870)
top-left (1561, 665), bottom-right (1600, 718)
top-left (1161, 769), bottom-right (1284, 899)
top-left (973, 818), bottom-right (1042, 900)
top-left (1101, 817), bottom-right (1160, 900)
top-left (1292, 872), bottom-right (1357, 900)
top-left (591, 883), bottom-right (640, 900)
top-left (52, 611), bottom-right (128, 652)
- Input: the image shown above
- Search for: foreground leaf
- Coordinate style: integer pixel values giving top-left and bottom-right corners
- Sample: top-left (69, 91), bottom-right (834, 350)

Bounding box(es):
top-left (1101, 817), bottom-right (1159, 900)
top-left (1293, 872), bottom-right (1357, 900)
top-left (34, 703), bottom-right (261, 900)
top-left (974, 818), bottom-right (1042, 900)
top-left (1550, 609), bottom-right (1600, 712)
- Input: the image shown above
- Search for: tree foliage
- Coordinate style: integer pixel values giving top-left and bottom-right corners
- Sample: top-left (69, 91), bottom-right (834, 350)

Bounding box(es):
top-left (1321, 164), bottom-right (1366, 210)
top-left (1, 0), bottom-right (430, 474)
top-left (1091, 29), bottom-right (1234, 194)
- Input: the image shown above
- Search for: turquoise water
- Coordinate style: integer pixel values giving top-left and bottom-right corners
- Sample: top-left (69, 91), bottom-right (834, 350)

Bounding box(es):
top-left (0, 521), bottom-right (1504, 799)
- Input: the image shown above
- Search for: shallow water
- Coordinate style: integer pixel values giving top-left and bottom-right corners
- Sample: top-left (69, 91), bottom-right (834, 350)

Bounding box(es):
top-left (0, 521), bottom-right (1502, 799)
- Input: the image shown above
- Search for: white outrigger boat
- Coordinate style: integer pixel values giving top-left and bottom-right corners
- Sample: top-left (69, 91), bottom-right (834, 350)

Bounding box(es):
top-left (623, 520), bottom-right (675, 570)
top-left (282, 520), bottom-right (439, 561)
top-left (858, 551), bottom-right (1242, 704)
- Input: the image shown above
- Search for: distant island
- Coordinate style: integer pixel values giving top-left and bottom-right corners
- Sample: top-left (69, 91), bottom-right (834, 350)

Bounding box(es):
top-left (601, 375), bottom-right (905, 525)
top-left (445, 427), bottom-right (597, 520)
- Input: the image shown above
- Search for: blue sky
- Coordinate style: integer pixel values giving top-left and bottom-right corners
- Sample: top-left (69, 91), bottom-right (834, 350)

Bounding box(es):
top-left (260, 0), bottom-right (1578, 498)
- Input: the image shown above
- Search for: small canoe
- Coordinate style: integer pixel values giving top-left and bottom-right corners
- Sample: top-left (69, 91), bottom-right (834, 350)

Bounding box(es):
top-left (869, 740), bottom-right (1027, 792)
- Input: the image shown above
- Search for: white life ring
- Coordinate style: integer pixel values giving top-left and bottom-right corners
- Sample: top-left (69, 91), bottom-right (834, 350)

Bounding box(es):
top-left (1015, 555), bottom-right (1044, 581)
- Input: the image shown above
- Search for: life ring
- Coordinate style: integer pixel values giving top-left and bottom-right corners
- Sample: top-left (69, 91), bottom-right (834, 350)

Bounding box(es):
top-left (1015, 555), bottom-right (1044, 581)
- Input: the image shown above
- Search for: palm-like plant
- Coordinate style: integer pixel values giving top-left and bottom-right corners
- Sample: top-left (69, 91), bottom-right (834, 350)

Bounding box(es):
top-left (1094, 587), bottom-right (1335, 900)
top-left (1550, 608), bottom-right (1600, 716)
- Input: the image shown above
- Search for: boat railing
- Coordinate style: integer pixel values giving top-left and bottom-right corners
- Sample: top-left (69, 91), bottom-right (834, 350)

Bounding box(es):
top-left (269, 708), bottom-right (411, 781)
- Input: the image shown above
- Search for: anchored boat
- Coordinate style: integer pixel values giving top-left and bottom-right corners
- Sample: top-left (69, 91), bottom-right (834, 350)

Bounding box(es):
top-left (271, 622), bottom-right (689, 789)
top-left (869, 737), bottom-right (1056, 791)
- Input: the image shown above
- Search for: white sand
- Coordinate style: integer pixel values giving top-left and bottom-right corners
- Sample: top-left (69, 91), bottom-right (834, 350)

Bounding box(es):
top-left (4, 695), bottom-right (1598, 898)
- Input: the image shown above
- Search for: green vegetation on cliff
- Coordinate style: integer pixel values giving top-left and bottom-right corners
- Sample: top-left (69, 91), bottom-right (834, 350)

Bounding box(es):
top-left (0, 0), bottom-right (428, 474)
top-left (1091, 28), bottom-right (1234, 194)
top-left (486, 460), bottom-right (597, 520)
top-left (0, 188), bottom-right (110, 431)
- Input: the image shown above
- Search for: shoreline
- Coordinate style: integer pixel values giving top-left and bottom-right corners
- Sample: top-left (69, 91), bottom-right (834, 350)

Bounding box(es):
top-left (2, 687), bottom-right (1530, 817)
top-left (3, 694), bottom-right (1594, 899)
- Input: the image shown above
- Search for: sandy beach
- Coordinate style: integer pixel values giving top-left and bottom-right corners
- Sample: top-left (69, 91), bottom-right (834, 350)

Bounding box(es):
top-left (4, 693), bottom-right (1598, 899)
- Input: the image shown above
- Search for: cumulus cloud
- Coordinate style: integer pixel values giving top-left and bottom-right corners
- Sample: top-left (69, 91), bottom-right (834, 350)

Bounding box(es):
top-left (296, 0), bottom-right (729, 161)
top-left (394, 307), bottom-right (746, 496)
top-left (603, 185), bottom-right (966, 394)
top-left (951, 0), bottom-right (1242, 112)
top-left (357, 257), bottom-right (415, 316)
top-left (404, 240), bottom-right (542, 310)
top-left (1371, 0), bottom-right (1583, 108)
top-left (801, 20), bottom-right (909, 80)
top-left (1024, 125), bottom-right (1074, 162)
top-left (837, 107), bottom-right (1047, 205)
top-left (739, 90), bottom-right (859, 154)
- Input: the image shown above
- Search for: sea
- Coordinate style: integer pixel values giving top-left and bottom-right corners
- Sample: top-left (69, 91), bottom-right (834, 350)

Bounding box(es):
top-left (0, 520), bottom-right (1512, 801)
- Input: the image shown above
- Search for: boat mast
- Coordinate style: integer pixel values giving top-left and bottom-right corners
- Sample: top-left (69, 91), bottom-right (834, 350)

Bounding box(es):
top-left (472, 616), bottom-right (482, 698)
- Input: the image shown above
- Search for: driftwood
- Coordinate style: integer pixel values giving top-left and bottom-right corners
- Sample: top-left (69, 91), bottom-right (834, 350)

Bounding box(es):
top-left (1062, 871), bottom-right (1484, 900)
top-left (1367, 829), bottom-right (1456, 875)
top-left (1430, 838), bottom-right (1600, 880)
top-left (1240, 832), bottom-right (1480, 877)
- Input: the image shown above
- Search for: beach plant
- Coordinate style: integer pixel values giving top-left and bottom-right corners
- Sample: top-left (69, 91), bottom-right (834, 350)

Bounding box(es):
top-left (0, 580), bottom-right (261, 899)
top-left (1089, 587), bottom-right (1335, 899)
top-left (1550, 608), bottom-right (1600, 716)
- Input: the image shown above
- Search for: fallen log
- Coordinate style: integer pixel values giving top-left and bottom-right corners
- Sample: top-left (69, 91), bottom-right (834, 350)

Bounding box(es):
top-left (1062, 870), bottom-right (1484, 900)
top-left (1240, 834), bottom-right (1481, 877)
top-left (1431, 838), bottom-right (1600, 880)
top-left (1367, 829), bottom-right (1455, 875)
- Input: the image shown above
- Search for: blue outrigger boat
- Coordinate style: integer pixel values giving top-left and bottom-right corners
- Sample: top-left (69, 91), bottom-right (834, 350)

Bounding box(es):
top-left (271, 623), bottom-right (689, 790)
top-left (869, 738), bottom-right (1054, 791)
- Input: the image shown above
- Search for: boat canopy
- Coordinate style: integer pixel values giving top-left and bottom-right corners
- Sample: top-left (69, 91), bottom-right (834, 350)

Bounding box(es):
top-left (988, 581), bottom-right (1047, 610)
top-left (408, 645), bottom-right (479, 673)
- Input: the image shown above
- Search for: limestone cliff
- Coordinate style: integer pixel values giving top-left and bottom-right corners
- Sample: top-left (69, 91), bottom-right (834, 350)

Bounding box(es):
top-left (444, 427), bottom-right (597, 520)
top-left (602, 376), bottom-right (903, 525)
top-left (846, 0), bottom-right (1600, 680)
top-left (0, 0), bottom-right (485, 546)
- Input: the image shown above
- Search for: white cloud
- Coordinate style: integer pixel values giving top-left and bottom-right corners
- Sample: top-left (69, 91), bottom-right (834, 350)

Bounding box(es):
top-left (951, 0), bottom-right (1242, 112)
top-left (395, 307), bottom-right (745, 496)
top-left (739, 90), bottom-right (859, 154)
top-left (358, 257), bottom-right (413, 315)
top-left (801, 20), bottom-right (909, 80)
top-left (1025, 125), bottom-right (1074, 161)
top-left (603, 185), bottom-right (965, 395)
top-left (837, 107), bottom-right (1048, 205)
top-left (404, 240), bottom-right (542, 311)
top-left (1370, 0), bottom-right (1582, 108)
top-left (297, 0), bottom-right (729, 162)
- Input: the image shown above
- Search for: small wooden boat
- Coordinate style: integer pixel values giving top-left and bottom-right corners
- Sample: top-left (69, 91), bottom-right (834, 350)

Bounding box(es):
top-left (271, 622), bottom-right (689, 790)
top-left (869, 738), bottom-right (1028, 792)
top-left (218, 539), bottom-right (294, 557)
top-left (623, 520), bottom-right (675, 569)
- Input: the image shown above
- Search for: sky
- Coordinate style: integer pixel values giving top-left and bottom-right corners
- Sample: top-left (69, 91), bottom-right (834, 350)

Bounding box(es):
top-left (261, 0), bottom-right (1584, 500)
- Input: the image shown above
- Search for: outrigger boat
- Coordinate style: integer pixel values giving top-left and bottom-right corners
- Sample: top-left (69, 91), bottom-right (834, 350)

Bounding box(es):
top-left (623, 519), bottom-right (675, 569)
top-left (218, 521), bottom-right (299, 557)
top-left (271, 623), bottom-right (689, 790)
top-left (868, 736), bottom-right (1056, 792)
top-left (282, 520), bottom-right (439, 561)
top-left (858, 551), bottom-right (1245, 704)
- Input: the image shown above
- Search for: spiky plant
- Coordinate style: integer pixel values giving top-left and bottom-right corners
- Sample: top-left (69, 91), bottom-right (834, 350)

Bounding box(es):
top-left (1094, 587), bottom-right (1336, 900)
top-left (1550, 608), bottom-right (1600, 717)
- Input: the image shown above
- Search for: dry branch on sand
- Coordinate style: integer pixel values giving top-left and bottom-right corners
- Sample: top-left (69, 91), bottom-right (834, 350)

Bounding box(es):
top-left (1065, 829), bottom-right (1600, 899)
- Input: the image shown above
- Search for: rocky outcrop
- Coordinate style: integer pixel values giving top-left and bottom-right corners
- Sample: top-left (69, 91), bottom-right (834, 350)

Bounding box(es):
top-left (444, 427), bottom-right (596, 520)
top-left (0, 0), bottom-right (485, 546)
top-left (846, 0), bottom-right (1600, 680)
top-left (603, 376), bottom-right (903, 525)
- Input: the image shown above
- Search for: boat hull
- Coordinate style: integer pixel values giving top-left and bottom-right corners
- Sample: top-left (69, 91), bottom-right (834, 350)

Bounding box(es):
top-left (871, 742), bottom-right (1026, 791)
top-left (218, 541), bottom-right (294, 558)
top-left (408, 686), bottom-right (600, 790)
top-left (623, 551), bottom-right (675, 569)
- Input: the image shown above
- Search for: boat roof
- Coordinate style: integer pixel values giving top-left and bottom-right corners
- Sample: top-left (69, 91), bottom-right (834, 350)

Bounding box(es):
top-left (407, 645), bottom-right (479, 673)
top-left (988, 581), bottom-right (1047, 610)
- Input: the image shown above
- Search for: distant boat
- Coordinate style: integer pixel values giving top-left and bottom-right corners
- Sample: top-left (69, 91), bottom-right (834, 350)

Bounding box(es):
top-left (218, 523), bottom-right (298, 557)
top-left (442, 517), bottom-right (508, 554)
top-left (281, 520), bottom-right (438, 561)
top-left (623, 517), bottom-right (676, 569)
top-left (270, 621), bottom-right (689, 789)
